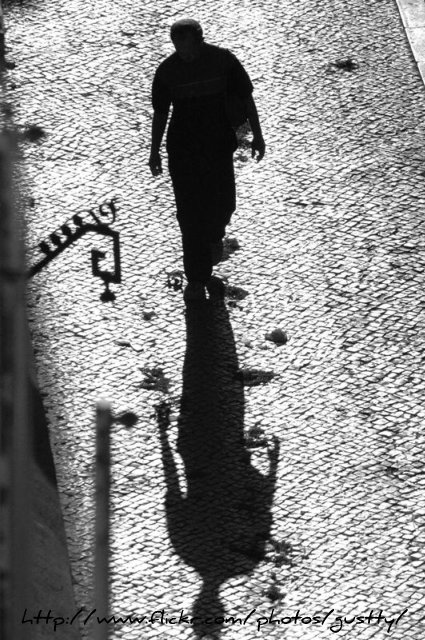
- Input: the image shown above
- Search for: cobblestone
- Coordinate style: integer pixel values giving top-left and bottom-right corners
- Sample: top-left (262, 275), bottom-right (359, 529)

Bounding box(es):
top-left (4, 0), bottom-right (425, 638)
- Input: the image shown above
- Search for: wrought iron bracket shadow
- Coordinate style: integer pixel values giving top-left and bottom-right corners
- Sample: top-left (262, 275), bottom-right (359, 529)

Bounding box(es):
top-left (27, 198), bottom-right (121, 301)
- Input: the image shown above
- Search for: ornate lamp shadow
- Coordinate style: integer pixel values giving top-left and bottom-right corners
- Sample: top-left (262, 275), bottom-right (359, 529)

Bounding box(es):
top-left (27, 198), bottom-right (121, 302)
top-left (156, 301), bottom-right (280, 639)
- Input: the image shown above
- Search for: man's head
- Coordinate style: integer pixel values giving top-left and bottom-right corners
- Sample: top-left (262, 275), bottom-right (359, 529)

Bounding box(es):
top-left (170, 18), bottom-right (204, 62)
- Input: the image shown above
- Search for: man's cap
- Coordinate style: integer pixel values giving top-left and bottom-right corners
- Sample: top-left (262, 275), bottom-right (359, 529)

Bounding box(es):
top-left (170, 18), bottom-right (203, 39)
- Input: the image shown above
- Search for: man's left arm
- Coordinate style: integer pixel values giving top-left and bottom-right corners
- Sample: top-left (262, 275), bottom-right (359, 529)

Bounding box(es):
top-left (245, 94), bottom-right (266, 161)
top-left (226, 49), bottom-right (266, 161)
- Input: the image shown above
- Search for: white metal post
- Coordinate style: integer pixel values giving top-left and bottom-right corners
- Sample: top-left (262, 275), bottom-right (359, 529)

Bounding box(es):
top-left (94, 400), bottom-right (111, 640)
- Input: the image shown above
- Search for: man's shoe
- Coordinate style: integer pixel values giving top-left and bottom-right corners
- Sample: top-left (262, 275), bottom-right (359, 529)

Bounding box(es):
top-left (183, 282), bottom-right (206, 302)
top-left (206, 276), bottom-right (225, 300)
top-left (210, 240), bottom-right (224, 265)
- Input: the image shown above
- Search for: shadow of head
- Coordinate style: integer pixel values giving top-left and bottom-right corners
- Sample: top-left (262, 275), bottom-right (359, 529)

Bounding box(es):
top-left (156, 302), bottom-right (280, 637)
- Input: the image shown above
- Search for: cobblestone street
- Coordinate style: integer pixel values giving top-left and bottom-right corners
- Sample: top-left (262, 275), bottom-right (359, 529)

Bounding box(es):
top-left (4, 0), bottom-right (425, 638)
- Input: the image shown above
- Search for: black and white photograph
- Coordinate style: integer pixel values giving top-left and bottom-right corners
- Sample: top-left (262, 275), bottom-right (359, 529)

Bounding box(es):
top-left (0, 1), bottom-right (424, 639)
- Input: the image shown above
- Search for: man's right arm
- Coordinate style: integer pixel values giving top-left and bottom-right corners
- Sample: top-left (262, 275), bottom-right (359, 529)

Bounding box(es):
top-left (149, 110), bottom-right (168, 176)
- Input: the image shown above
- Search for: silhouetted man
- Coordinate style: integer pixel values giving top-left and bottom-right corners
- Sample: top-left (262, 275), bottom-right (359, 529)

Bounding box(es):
top-left (149, 18), bottom-right (265, 301)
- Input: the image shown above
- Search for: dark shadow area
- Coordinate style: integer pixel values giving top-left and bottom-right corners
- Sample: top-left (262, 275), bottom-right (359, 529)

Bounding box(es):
top-left (3, 0), bottom-right (39, 7)
top-left (26, 341), bottom-right (81, 638)
top-left (156, 300), bottom-right (279, 638)
top-left (31, 369), bottom-right (57, 485)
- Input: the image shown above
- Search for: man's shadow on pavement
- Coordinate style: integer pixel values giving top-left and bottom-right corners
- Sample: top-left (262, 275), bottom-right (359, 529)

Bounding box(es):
top-left (156, 299), bottom-right (279, 639)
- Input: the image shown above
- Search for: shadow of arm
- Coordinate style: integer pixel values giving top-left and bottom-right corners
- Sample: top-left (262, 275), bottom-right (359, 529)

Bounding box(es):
top-left (155, 402), bottom-right (183, 503)
top-left (266, 435), bottom-right (280, 487)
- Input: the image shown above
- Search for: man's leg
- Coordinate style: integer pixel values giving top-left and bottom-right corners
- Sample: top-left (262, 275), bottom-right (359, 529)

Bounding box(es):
top-left (206, 151), bottom-right (236, 264)
top-left (177, 214), bottom-right (213, 284)
top-left (168, 153), bottom-right (212, 289)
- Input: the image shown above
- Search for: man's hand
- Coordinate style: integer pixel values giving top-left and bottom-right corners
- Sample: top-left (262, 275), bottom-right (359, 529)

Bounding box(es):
top-left (149, 151), bottom-right (162, 176)
top-left (251, 135), bottom-right (265, 162)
